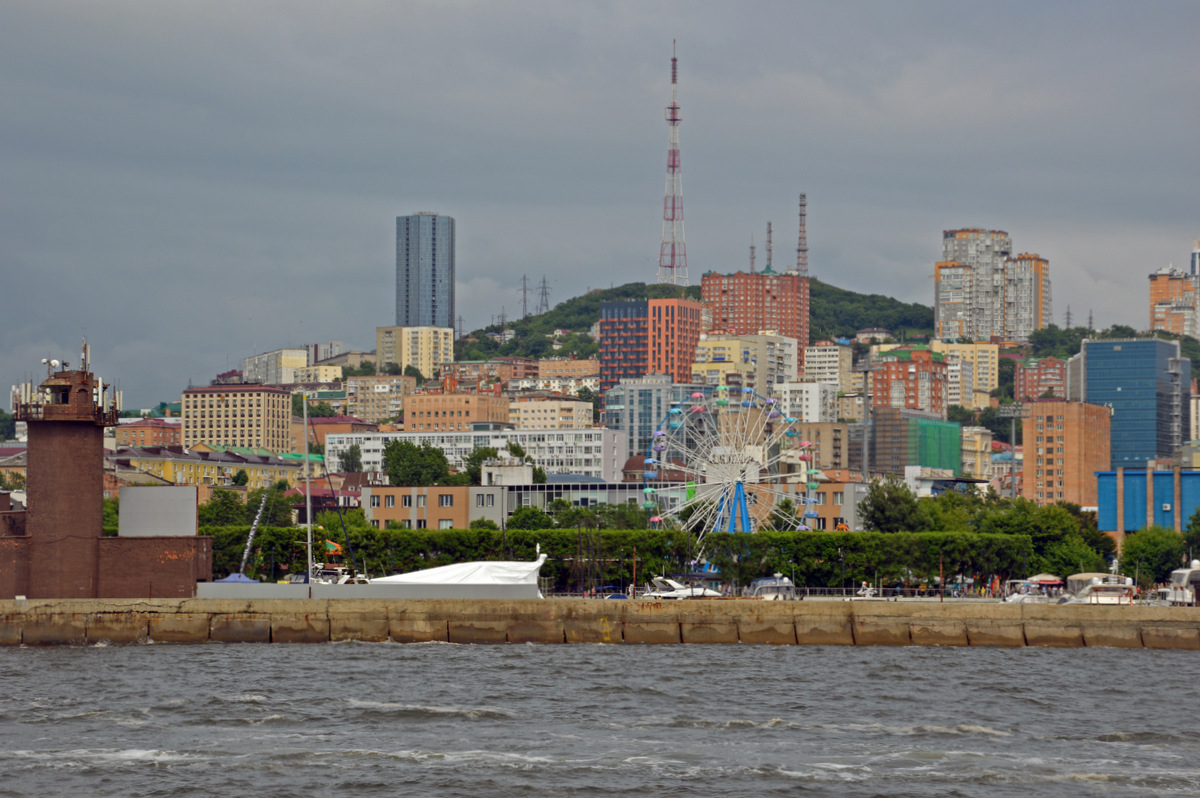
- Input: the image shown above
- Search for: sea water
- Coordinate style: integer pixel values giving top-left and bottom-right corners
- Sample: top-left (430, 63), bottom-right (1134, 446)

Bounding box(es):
top-left (0, 642), bottom-right (1196, 797)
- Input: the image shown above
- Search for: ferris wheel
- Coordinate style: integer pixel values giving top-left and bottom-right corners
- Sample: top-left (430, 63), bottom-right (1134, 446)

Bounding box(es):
top-left (642, 386), bottom-right (821, 540)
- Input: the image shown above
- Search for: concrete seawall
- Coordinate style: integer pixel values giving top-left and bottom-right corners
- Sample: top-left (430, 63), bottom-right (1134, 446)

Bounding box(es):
top-left (3, 599), bottom-right (1200, 648)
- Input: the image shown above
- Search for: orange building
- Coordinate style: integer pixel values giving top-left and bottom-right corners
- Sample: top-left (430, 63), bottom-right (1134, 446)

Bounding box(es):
top-left (871, 347), bottom-right (947, 417)
top-left (1149, 266), bottom-right (1197, 337)
top-left (598, 298), bottom-right (702, 394)
top-left (361, 485), bottom-right (473, 529)
top-left (1022, 400), bottom-right (1111, 506)
top-left (404, 393), bottom-right (510, 433)
top-left (648, 298), bottom-right (704, 384)
top-left (700, 270), bottom-right (809, 356)
top-left (114, 418), bottom-right (181, 448)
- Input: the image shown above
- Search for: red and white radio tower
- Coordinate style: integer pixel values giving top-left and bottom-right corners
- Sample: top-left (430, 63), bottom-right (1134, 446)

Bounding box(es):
top-left (658, 41), bottom-right (688, 286)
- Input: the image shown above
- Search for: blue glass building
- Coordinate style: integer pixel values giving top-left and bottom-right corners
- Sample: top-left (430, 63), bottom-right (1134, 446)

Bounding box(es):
top-left (1076, 339), bottom-right (1190, 469)
top-left (396, 213), bottom-right (455, 329)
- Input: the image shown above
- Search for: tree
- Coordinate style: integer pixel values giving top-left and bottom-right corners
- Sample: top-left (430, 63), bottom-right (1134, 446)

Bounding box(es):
top-left (245, 481), bottom-right (295, 527)
top-left (469, 518), bottom-right (500, 530)
top-left (403, 365), bottom-right (426, 385)
top-left (1121, 525), bottom-right (1186, 586)
top-left (232, 469), bottom-right (250, 486)
top-left (858, 476), bottom-right (924, 533)
top-left (1184, 507), bottom-right (1200, 560)
top-left (382, 439), bottom-right (450, 486)
top-left (102, 496), bottom-right (119, 530)
top-left (464, 446), bottom-right (499, 485)
top-left (532, 465), bottom-right (547, 484)
top-left (0, 409), bottom-right (14, 441)
top-left (576, 387), bottom-right (602, 424)
top-left (507, 505), bottom-right (554, 530)
top-left (382, 361), bottom-right (403, 375)
top-left (292, 394), bottom-right (336, 418)
top-left (338, 443), bottom-right (363, 473)
top-left (946, 404), bottom-right (975, 426)
top-left (199, 489), bottom-right (246, 526)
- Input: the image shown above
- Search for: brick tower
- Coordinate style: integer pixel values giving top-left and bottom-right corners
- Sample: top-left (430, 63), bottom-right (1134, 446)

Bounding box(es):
top-left (13, 343), bottom-right (118, 597)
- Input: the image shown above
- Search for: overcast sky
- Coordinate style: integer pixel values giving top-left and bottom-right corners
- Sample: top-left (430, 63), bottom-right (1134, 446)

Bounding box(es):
top-left (3, 1), bottom-right (1198, 407)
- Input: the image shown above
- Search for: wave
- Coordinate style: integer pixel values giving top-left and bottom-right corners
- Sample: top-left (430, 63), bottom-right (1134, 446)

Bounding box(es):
top-left (346, 698), bottom-right (515, 721)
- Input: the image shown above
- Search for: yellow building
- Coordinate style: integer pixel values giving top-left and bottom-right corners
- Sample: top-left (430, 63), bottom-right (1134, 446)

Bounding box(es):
top-left (930, 340), bottom-right (999, 408)
top-left (376, 326), bottom-right (454, 380)
top-left (181, 385), bottom-right (292, 452)
top-left (691, 332), bottom-right (798, 392)
top-left (115, 445), bottom-right (305, 490)
top-left (960, 425), bottom-right (994, 478)
top-left (294, 365), bottom-right (343, 383)
top-left (346, 375), bottom-right (418, 424)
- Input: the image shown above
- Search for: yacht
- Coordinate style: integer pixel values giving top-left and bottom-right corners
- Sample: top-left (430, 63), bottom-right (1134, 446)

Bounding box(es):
top-left (643, 577), bottom-right (723, 600)
top-left (741, 574), bottom-right (798, 601)
top-left (1057, 572), bottom-right (1136, 605)
top-left (1165, 560), bottom-right (1200, 606)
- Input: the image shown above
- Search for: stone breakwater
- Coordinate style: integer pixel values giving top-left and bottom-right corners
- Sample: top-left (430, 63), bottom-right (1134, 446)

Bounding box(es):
top-left (2, 598), bottom-right (1200, 648)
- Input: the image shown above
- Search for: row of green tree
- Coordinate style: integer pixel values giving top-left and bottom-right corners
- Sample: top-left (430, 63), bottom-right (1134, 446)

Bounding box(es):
top-left (203, 517), bottom-right (1032, 593)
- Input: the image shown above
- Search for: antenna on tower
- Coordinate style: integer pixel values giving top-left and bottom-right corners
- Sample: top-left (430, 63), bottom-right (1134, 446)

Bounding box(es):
top-left (657, 40), bottom-right (688, 286)
top-left (765, 222), bottom-right (773, 271)
top-left (536, 277), bottom-right (551, 315)
top-left (749, 234), bottom-right (756, 274)
top-left (520, 275), bottom-right (530, 319)
top-left (796, 193), bottom-right (808, 277)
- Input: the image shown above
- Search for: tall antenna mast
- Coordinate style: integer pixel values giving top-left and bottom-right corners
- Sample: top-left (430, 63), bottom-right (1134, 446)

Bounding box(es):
top-left (1064, 305), bottom-right (1073, 329)
top-left (765, 222), bottom-right (773, 271)
top-left (520, 274), bottom-right (530, 318)
top-left (657, 40), bottom-right (688, 286)
top-left (796, 193), bottom-right (808, 276)
top-left (749, 234), bottom-right (756, 274)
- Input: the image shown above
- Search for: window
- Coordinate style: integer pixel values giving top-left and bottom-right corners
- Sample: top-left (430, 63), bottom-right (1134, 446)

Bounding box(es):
top-left (439, 494), bottom-right (453, 507)
top-left (417, 495), bottom-right (426, 508)
top-left (370, 495), bottom-right (380, 508)
top-left (417, 520), bottom-right (426, 529)
top-left (402, 495), bottom-right (412, 508)
top-left (476, 495), bottom-right (485, 507)
top-left (385, 495), bottom-right (395, 508)
top-left (439, 519), bottom-right (453, 529)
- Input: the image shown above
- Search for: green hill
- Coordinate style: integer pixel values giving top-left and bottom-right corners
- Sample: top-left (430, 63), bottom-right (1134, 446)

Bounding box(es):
top-left (455, 279), bottom-right (934, 362)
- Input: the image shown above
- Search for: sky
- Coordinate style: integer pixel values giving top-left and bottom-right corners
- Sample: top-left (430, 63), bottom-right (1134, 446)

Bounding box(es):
top-left (2, 1), bottom-right (1199, 408)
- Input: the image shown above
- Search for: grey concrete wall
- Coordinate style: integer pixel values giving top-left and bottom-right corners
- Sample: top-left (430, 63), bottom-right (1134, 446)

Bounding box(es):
top-left (2, 598), bottom-right (1200, 648)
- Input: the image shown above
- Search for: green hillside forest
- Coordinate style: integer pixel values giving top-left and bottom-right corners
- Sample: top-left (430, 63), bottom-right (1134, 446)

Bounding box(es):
top-left (455, 279), bottom-right (935, 362)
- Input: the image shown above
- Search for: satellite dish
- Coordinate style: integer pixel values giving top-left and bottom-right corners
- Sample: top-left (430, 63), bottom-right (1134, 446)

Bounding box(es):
top-left (41, 358), bottom-right (48, 365)
top-left (50, 359), bottom-right (60, 368)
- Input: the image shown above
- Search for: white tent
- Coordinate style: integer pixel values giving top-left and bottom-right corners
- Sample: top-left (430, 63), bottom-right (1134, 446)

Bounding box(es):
top-left (373, 554), bottom-right (547, 586)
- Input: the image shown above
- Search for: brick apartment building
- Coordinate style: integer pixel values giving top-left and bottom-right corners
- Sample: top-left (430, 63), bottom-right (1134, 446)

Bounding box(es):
top-left (701, 270), bottom-right (810, 358)
top-left (404, 393), bottom-right (510, 433)
top-left (1022, 400), bottom-right (1111, 506)
top-left (115, 417), bottom-right (181, 448)
top-left (1015, 356), bottom-right (1066, 402)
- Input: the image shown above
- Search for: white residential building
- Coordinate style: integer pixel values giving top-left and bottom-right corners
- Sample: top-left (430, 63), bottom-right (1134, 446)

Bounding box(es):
top-left (776, 382), bottom-right (838, 423)
top-left (325, 428), bottom-right (628, 483)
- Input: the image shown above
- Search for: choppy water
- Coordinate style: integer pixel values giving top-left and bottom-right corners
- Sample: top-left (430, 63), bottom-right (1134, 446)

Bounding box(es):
top-left (0, 642), bottom-right (1196, 797)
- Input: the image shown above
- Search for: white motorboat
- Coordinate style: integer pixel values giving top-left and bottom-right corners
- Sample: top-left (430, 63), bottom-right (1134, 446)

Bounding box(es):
top-left (742, 573), bottom-right (797, 600)
top-left (1165, 560), bottom-right (1200, 605)
top-left (1057, 572), bottom-right (1136, 605)
top-left (1003, 574), bottom-right (1062, 604)
top-left (643, 576), bottom-right (723, 600)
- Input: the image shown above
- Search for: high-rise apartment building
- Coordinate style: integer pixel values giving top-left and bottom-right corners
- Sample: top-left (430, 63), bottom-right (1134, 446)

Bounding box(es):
top-left (376, 326), bottom-right (454, 381)
top-left (1004, 253), bottom-right (1052, 342)
top-left (934, 229), bottom-right (1052, 344)
top-left (1066, 338), bottom-right (1191, 468)
top-left (598, 298), bottom-right (703, 395)
top-left (803, 343), bottom-right (855, 389)
top-left (700, 270), bottom-right (809, 356)
top-left (180, 385), bottom-right (291, 452)
top-left (396, 212), bottom-right (455, 328)
top-left (930, 340), bottom-right (999, 408)
top-left (1022, 400), bottom-right (1111, 506)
